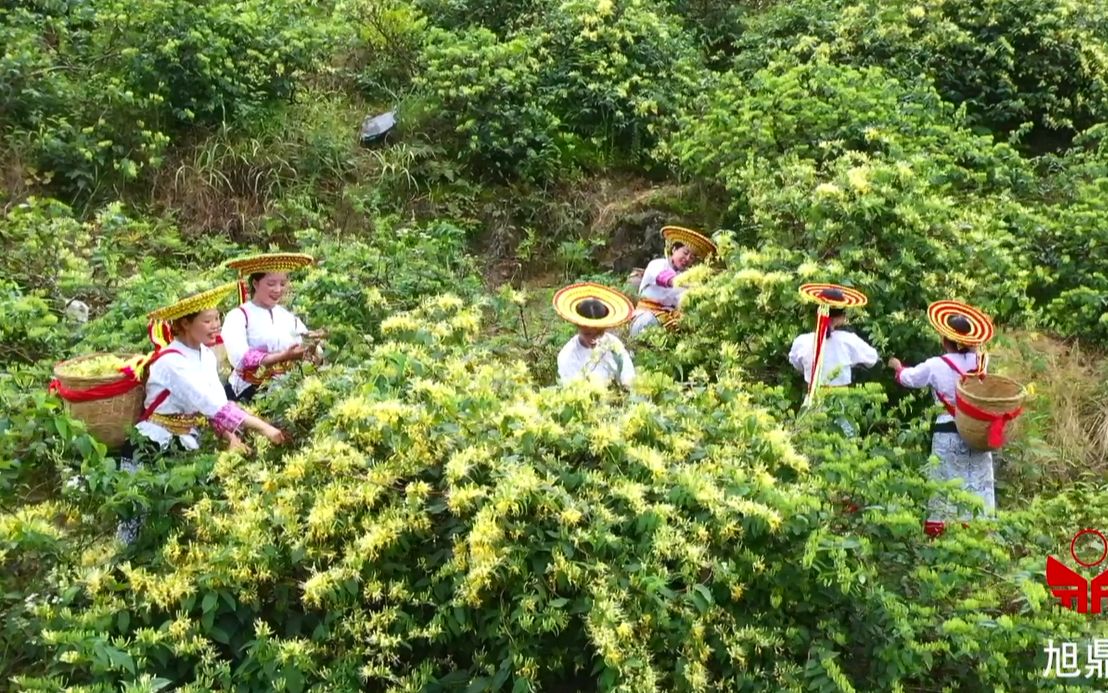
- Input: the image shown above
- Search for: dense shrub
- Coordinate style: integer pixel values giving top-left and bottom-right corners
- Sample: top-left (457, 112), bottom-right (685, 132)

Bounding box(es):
top-left (291, 220), bottom-right (484, 355)
top-left (5, 0), bottom-right (1108, 689)
top-left (414, 0), bottom-right (704, 180)
top-left (336, 0), bottom-right (430, 92)
top-left (668, 56), bottom-right (1034, 198)
top-left (8, 299), bottom-right (1103, 690)
top-left (1020, 126), bottom-right (1108, 341)
top-left (542, 0), bottom-right (702, 161)
top-left (665, 58), bottom-right (1036, 378)
top-left (415, 0), bottom-right (547, 34)
top-left (0, 0), bottom-right (327, 200)
top-left (734, 0), bottom-right (1108, 140)
top-left (415, 27), bottom-right (563, 181)
top-left (0, 281), bottom-right (63, 366)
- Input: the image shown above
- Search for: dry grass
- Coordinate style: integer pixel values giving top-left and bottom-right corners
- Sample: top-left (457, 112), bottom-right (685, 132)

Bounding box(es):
top-left (147, 92), bottom-right (388, 240)
top-left (990, 330), bottom-right (1108, 493)
top-left (0, 142), bottom-right (38, 214)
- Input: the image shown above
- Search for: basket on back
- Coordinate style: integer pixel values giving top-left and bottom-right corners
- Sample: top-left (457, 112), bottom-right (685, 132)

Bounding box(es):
top-left (954, 373), bottom-right (1026, 452)
top-left (51, 352), bottom-right (145, 450)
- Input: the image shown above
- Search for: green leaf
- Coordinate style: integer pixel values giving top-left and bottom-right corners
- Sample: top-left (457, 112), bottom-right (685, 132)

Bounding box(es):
top-left (105, 645), bottom-right (135, 674)
top-left (465, 676), bottom-right (490, 693)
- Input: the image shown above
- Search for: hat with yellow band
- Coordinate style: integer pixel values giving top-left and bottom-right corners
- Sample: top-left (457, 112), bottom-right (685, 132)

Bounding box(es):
top-left (227, 252), bottom-right (315, 303)
top-left (553, 282), bottom-right (634, 329)
top-left (798, 283), bottom-right (869, 308)
top-left (662, 226), bottom-right (717, 260)
top-left (146, 282), bottom-right (238, 349)
top-left (227, 252), bottom-right (315, 276)
top-left (928, 300), bottom-right (994, 346)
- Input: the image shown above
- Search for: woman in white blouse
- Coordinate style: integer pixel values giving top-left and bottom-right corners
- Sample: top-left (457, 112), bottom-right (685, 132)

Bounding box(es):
top-left (119, 283), bottom-right (287, 544)
top-left (789, 288), bottom-right (879, 388)
top-left (790, 284), bottom-right (878, 436)
top-left (553, 282), bottom-right (636, 389)
top-left (629, 226), bottom-right (717, 337)
top-left (888, 300), bottom-right (996, 538)
top-left (221, 253), bottom-right (317, 402)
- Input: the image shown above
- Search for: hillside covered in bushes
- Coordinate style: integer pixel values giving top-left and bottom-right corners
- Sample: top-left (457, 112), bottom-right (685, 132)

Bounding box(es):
top-left (2, 0), bottom-right (1108, 690)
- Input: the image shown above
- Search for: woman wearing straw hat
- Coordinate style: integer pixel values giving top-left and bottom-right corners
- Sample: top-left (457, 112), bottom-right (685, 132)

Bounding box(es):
top-left (554, 282), bottom-right (636, 388)
top-left (118, 283), bottom-right (288, 544)
top-left (221, 253), bottom-right (320, 403)
top-left (629, 226), bottom-right (717, 338)
top-left (887, 300), bottom-right (996, 537)
top-left (790, 284), bottom-right (878, 435)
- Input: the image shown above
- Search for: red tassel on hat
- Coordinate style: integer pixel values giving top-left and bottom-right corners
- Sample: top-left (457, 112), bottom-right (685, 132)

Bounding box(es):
top-left (924, 521), bottom-right (946, 538)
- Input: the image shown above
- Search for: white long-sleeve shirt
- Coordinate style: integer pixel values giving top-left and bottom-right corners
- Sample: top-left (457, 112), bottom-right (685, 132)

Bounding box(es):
top-left (220, 301), bottom-right (307, 395)
top-left (136, 340), bottom-right (237, 449)
top-left (557, 333), bottom-right (635, 388)
top-left (895, 351), bottom-right (980, 423)
top-left (789, 330), bottom-right (878, 387)
top-left (636, 257), bottom-right (685, 308)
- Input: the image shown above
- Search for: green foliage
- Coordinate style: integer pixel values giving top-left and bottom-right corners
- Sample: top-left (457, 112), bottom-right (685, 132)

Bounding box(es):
top-left (542, 0), bottom-right (702, 161)
top-left (336, 0), bottom-right (430, 93)
top-left (10, 301), bottom-right (1104, 690)
top-left (1, 0), bottom-right (327, 200)
top-left (161, 91), bottom-right (369, 235)
top-left (415, 0), bottom-right (546, 34)
top-left (0, 369), bottom-right (106, 683)
top-left (5, 0), bottom-right (1108, 689)
top-left (735, 0), bottom-right (1108, 139)
top-left (291, 220), bottom-right (483, 356)
top-left (666, 58), bottom-right (1036, 377)
top-left (415, 27), bottom-right (563, 181)
top-left (0, 375), bottom-right (105, 507)
top-left (665, 0), bottom-right (761, 61)
top-left (0, 282), bottom-right (62, 366)
top-left (1022, 127), bottom-right (1108, 341)
top-left (414, 0), bottom-right (703, 180)
top-left (668, 55), bottom-right (1033, 198)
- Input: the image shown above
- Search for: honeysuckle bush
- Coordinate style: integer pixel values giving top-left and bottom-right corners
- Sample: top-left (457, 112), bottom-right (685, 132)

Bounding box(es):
top-left (291, 221), bottom-right (483, 358)
top-left (661, 50), bottom-right (1108, 349)
top-left (414, 27), bottom-right (564, 181)
top-left (0, 198), bottom-right (238, 339)
top-left (540, 0), bottom-right (703, 162)
top-left (414, 0), bottom-right (704, 180)
top-left (732, 0), bottom-right (1108, 138)
top-left (9, 297), bottom-right (1106, 691)
top-left (662, 56), bottom-right (1050, 370)
top-left (662, 233), bottom-right (1029, 401)
top-left (1019, 126), bottom-right (1108, 342)
top-left (666, 53), bottom-right (1036, 202)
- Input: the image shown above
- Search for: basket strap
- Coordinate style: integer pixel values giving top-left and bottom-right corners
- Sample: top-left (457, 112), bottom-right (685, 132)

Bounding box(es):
top-left (934, 392), bottom-right (957, 418)
top-left (928, 357), bottom-right (963, 416)
top-left (954, 392), bottom-right (1024, 448)
top-left (939, 355), bottom-right (965, 376)
top-left (139, 390), bottom-right (172, 422)
top-left (136, 348), bottom-right (184, 421)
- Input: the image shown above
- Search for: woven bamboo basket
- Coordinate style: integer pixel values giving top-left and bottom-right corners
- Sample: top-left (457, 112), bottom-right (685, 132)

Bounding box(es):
top-left (53, 353), bottom-right (145, 450)
top-left (955, 374), bottom-right (1026, 452)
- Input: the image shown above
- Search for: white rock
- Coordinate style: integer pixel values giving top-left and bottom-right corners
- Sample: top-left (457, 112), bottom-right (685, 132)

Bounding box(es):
top-left (65, 299), bottom-right (90, 324)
